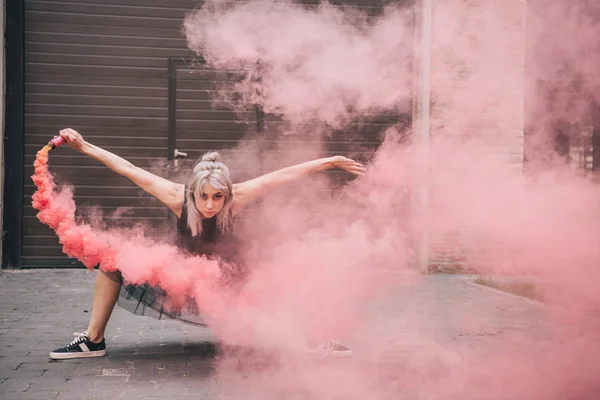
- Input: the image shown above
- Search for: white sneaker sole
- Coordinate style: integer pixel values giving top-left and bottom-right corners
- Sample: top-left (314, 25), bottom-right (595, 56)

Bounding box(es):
top-left (328, 350), bottom-right (353, 358)
top-left (307, 349), bottom-right (354, 358)
top-left (49, 349), bottom-right (106, 360)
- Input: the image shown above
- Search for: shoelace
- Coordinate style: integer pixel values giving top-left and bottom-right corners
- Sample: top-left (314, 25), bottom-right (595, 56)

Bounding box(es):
top-left (72, 330), bottom-right (88, 338)
top-left (68, 335), bottom-right (88, 347)
top-left (321, 340), bottom-right (337, 357)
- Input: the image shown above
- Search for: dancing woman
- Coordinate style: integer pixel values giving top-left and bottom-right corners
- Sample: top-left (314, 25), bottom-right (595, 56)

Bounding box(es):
top-left (49, 128), bottom-right (364, 359)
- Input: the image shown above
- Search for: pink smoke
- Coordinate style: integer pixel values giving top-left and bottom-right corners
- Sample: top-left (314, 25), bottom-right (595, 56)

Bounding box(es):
top-left (30, 0), bottom-right (600, 398)
top-left (32, 146), bottom-right (225, 316)
top-left (183, 0), bottom-right (414, 125)
top-left (33, 144), bottom-right (412, 358)
top-left (526, 0), bottom-right (600, 162)
top-left (180, 0), bottom-right (600, 398)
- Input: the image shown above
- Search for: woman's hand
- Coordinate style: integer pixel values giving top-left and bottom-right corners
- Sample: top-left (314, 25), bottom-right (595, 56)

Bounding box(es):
top-left (59, 128), bottom-right (89, 154)
top-left (329, 156), bottom-right (366, 176)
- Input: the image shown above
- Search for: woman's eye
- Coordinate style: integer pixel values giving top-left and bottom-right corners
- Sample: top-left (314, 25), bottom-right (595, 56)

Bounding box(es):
top-left (201, 194), bottom-right (208, 200)
top-left (214, 195), bottom-right (222, 200)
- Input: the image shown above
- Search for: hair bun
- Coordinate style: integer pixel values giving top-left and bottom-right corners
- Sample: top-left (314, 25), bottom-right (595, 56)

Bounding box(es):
top-left (193, 151), bottom-right (229, 176)
top-left (201, 151), bottom-right (222, 163)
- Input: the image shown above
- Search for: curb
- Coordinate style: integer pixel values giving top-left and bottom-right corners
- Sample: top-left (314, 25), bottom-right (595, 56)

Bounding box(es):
top-left (464, 279), bottom-right (546, 308)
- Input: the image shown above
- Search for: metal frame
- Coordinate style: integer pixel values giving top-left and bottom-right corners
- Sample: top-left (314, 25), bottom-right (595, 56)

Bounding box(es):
top-left (2, 0), bottom-right (25, 268)
top-left (167, 56), bottom-right (203, 161)
top-left (167, 56), bottom-right (265, 162)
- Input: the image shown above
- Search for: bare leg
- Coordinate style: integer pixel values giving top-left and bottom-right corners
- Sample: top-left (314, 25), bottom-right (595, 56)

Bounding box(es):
top-left (86, 270), bottom-right (121, 343)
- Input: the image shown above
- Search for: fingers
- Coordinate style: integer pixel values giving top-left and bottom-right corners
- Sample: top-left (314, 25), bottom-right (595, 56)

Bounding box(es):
top-left (343, 163), bottom-right (365, 171)
top-left (332, 156), bottom-right (366, 176)
top-left (350, 161), bottom-right (365, 170)
top-left (59, 128), bottom-right (73, 140)
top-left (58, 129), bottom-right (87, 153)
top-left (345, 166), bottom-right (366, 176)
top-left (335, 158), bottom-right (362, 166)
top-left (59, 128), bottom-right (82, 144)
top-left (59, 128), bottom-right (80, 136)
top-left (338, 160), bottom-right (365, 170)
top-left (338, 163), bottom-right (366, 176)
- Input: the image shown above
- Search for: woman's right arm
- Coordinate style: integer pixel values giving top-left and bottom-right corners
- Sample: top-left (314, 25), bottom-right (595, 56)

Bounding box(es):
top-left (59, 128), bottom-right (185, 216)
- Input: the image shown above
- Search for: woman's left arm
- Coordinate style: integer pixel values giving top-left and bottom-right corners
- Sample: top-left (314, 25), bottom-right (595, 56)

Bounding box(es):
top-left (231, 156), bottom-right (364, 214)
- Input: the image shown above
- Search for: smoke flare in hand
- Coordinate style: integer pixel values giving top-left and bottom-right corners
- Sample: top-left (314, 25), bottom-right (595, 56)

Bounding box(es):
top-left (31, 145), bottom-right (224, 315)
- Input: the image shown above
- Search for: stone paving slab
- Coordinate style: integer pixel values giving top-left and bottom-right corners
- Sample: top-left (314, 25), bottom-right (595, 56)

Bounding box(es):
top-left (0, 269), bottom-right (571, 400)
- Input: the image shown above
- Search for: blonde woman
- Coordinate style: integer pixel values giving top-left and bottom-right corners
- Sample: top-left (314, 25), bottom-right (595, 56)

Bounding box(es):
top-left (49, 128), bottom-right (364, 360)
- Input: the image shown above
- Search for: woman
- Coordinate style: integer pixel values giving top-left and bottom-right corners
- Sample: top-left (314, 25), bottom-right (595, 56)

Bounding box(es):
top-left (49, 128), bottom-right (365, 360)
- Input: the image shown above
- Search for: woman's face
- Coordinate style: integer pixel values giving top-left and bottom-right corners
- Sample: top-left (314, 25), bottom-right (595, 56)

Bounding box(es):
top-left (195, 184), bottom-right (225, 218)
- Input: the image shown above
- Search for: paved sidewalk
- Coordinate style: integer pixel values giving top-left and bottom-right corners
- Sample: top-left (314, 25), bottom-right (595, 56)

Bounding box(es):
top-left (0, 269), bottom-right (569, 400)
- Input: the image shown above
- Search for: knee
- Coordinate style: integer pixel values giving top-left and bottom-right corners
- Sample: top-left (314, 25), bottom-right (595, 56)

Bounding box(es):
top-left (100, 269), bottom-right (123, 284)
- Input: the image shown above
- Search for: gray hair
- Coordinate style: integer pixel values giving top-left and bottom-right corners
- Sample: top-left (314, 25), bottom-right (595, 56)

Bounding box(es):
top-left (186, 151), bottom-right (233, 236)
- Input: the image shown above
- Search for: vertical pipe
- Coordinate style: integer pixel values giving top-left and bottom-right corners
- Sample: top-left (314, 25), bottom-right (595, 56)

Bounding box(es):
top-left (2, 0), bottom-right (24, 268)
top-left (417, 0), bottom-right (432, 273)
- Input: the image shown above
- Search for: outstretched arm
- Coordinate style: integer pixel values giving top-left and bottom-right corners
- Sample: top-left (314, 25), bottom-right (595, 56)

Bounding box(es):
top-left (59, 128), bottom-right (185, 216)
top-left (232, 156), bottom-right (364, 214)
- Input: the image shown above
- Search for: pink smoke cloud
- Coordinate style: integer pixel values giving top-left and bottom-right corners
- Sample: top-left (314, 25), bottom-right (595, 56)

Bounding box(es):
top-left (184, 0), bottom-right (414, 125)
top-left (31, 0), bottom-right (600, 398)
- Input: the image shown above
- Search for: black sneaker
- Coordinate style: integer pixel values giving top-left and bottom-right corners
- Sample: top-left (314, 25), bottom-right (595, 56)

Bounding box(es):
top-left (307, 340), bottom-right (353, 358)
top-left (49, 333), bottom-right (106, 360)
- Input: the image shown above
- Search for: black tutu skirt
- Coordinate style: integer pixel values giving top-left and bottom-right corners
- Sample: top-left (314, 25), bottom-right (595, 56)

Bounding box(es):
top-left (118, 282), bottom-right (208, 326)
top-left (114, 251), bottom-right (248, 327)
top-left (114, 213), bottom-right (251, 326)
